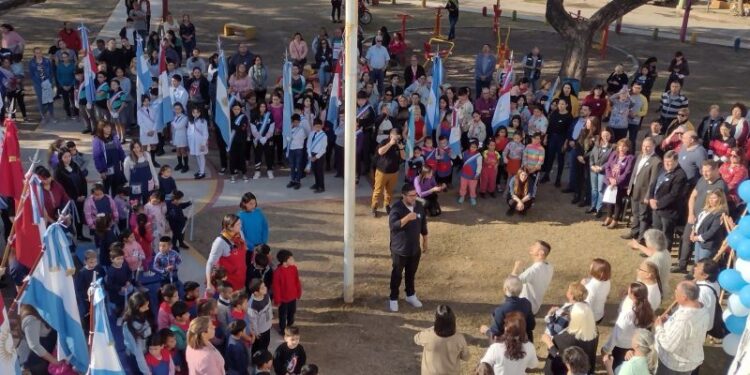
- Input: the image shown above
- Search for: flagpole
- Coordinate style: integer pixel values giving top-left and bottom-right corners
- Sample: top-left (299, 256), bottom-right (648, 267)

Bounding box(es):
top-left (342, 0), bottom-right (358, 303)
top-left (87, 271), bottom-right (97, 351)
top-left (7, 248), bottom-right (45, 312)
top-left (0, 150), bottom-right (41, 272)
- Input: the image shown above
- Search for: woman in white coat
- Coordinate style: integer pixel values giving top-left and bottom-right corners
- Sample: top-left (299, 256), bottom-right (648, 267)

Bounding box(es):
top-left (137, 95), bottom-right (160, 167)
top-left (188, 106), bottom-right (209, 180)
top-left (171, 102), bottom-right (189, 173)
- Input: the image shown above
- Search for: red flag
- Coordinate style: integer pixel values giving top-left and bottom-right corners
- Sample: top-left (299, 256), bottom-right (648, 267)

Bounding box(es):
top-left (0, 118), bottom-right (24, 201)
top-left (12, 180), bottom-right (44, 269)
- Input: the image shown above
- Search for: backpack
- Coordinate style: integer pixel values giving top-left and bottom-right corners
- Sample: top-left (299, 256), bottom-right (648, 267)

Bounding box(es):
top-left (698, 283), bottom-right (728, 339)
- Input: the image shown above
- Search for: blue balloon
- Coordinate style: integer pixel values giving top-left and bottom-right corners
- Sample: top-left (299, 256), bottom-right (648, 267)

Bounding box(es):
top-left (729, 231), bottom-right (746, 250)
top-left (739, 216), bottom-right (750, 237)
top-left (739, 180), bottom-right (750, 203)
top-left (740, 284), bottom-right (750, 308)
top-left (739, 238), bottom-right (750, 261)
top-left (725, 314), bottom-right (748, 335)
top-left (720, 269), bottom-right (749, 294)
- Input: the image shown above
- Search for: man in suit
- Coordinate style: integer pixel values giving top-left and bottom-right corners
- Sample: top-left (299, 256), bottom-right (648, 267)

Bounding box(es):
top-left (672, 160), bottom-right (728, 273)
top-left (649, 150), bottom-right (689, 252)
top-left (622, 137), bottom-right (662, 241)
top-left (403, 55), bottom-right (425, 88)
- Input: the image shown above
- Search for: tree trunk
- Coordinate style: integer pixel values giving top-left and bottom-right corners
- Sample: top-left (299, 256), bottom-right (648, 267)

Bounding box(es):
top-left (559, 26), bottom-right (595, 81)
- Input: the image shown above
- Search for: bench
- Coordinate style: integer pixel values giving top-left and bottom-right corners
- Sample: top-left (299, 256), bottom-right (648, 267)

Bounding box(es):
top-left (223, 23), bottom-right (256, 40)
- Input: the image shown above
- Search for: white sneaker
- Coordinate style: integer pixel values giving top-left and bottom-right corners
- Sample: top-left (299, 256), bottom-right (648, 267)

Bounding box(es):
top-left (405, 295), bottom-right (423, 308)
top-left (253, 171), bottom-right (261, 180)
top-left (389, 300), bottom-right (399, 312)
top-left (267, 170), bottom-right (274, 179)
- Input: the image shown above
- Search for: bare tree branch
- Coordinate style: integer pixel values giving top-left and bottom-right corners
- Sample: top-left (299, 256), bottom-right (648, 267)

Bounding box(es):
top-left (545, 0), bottom-right (580, 39)
top-left (589, 0), bottom-right (651, 31)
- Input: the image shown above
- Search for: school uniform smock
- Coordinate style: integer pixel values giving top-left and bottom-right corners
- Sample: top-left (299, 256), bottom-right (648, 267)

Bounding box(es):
top-left (188, 118), bottom-right (209, 156)
top-left (251, 112), bottom-right (275, 146)
top-left (171, 113), bottom-right (188, 147)
top-left (124, 154), bottom-right (158, 199)
top-left (138, 105), bottom-right (159, 146)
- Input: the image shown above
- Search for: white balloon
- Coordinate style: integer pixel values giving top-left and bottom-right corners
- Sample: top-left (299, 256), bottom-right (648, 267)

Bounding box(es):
top-left (723, 333), bottom-right (742, 356)
top-left (724, 309), bottom-right (732, 322)
top-left (729, 294), bottom-right (750, 317)
top-left (736, 258), bottom-right (750, 283)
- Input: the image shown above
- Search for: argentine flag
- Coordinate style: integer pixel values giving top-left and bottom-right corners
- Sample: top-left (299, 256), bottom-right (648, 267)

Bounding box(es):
top-left (406, 106), bottom-right (415, 159)
top-left (158, 42), bottom-right (172, 130)
top-left (448, 111), bottom-right (461, 156)
top-left (425, 56), bottom-right (443, 136)
top-left (282, 60), bottom-right (293, 150)
top-left (135, 36), bottom-right (152, 97)
top-left (88, 277), bottom-right (125, 374)
top-left (544, 76), bottom-right (560, 113)
top-left (19, 222), bottom-right (90, 372)
top-left (0, 296), bottom-right (21, 374)
top-left (78, 24), bottom-right (96, 108)
top-left (214, 47), bottom-right (232, 150)
top-left (325, 71), bottom-right (341, 128)
top-left (491, 55), bottom-right (515, 133)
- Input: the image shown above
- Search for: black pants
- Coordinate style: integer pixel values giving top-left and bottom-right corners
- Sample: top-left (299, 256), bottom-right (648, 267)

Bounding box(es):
top-left (171, 224), bottom-right (186, 248)
top-left (215, 127), bottom-right (228, 169)
top-left (254, 142), bottom-right (275, 171)
top-left (423, 194), bottom-right (441, 216)
top-left (278, 300), bottom-right (297, 333)
top-left (60, 86), bottom-right (77, 117)
top-left (611, 128), bottom-right (628, 142)
top-left (677, 222), bottom-right (694, 269)
top-left (312, 156), bottom-right (325, 189)
top-left (334, 144), bottom-right (344, 176)
top-left (74, 200), bottom-right (85, 237)
top-left (273, 134), bottom-right (284, 165)
top-left (331, 1), bottom-right (342, 20)
top-left (604, 188), bottom-right (627, 219)
top-left (611, 346), bottom-right (631, 373)
top-left (629, 198), bottom-right (651, 239)
top-left (653, 211), bottom-right (678, 251)
top-left (542, 135), bottom-right (565, 183)
top-left (389, 252), bottom-right (421, 300)
top-left (251, 329), bottom-right (271, 354)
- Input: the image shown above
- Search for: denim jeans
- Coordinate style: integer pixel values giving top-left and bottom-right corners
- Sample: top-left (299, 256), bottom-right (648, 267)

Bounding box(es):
top-left (693, 241), bottom-right (712, 263)
top-left (318, 62), bottom-right (330, 88)
top-left (590, 172), bottom-right (605, 211)
top-left (448, 14), bottom-right (458, 39)
top-left (370, 68), bottom-right (385, 95)
top-left (288, 148), bottom-right (305, 183)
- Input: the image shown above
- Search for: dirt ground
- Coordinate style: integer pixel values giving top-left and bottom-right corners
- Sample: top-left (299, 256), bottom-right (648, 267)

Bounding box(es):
top-left (191, 188), bottom-right (732, 374)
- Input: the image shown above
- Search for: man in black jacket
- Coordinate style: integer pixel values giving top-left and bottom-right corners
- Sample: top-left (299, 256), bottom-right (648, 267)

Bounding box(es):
top-left (479, 275), bottom-right (535, 341)
top-left (649, 150), bottom-right (689, 251)
top-left (403, 55), bottom-right (425, 88)
top-left (388, 183), bottom-right (428, 312)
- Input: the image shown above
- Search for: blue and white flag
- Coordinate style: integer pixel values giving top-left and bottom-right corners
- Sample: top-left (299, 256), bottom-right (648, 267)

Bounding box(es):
top-left (325, 72), bottom-right (341, 128)
top-left (282, 59), bottom-right (293, 150)
top-left (88, 278), bottom-right (124, 375)
top-left (544, 76), bottom-right (560, 113)
top-left (492, 54), bottom-right (515, 133)
top-left (135, 36), bottom-right (151, 97)
top-left (214, 40), bottom-right (231, 150)
top-left (19, 222), bottom-right (89, 372)
top-left (78, 24), bottom-right (96, 108)
top-left (157, 41), bottom-right (172, 130)
top-left (0, 293), bottom-right (21, 375)
top-left (406, 106), bottom-right (415, 159)
top-left (425, 56), bottom-right (443, 136)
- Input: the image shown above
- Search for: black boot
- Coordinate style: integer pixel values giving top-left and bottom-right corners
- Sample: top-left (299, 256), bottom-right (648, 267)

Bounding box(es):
top-left (150, 150), bottom-right (161, 168)
top-left (181, 157), bottom-right (190, 173)
top-left (175, 157), bottom-right (184, 171)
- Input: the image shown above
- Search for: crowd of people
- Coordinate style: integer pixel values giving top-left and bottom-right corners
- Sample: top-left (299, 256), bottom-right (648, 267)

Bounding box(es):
top-left (1, 0), bottom-right (749, 374)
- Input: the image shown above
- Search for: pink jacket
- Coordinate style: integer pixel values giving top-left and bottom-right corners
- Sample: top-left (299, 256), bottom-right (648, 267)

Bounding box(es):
top-left (83, 195), bottom-right (119, 228)
top-left (123, 241), bottom-right (145, 271)
top-left (288, 39), bottom-right (308, 60)
top-left (186, 344), bottom-right (225, 375)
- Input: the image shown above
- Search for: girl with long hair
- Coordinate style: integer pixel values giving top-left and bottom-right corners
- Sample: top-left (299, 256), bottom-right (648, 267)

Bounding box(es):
top-left (414, 165), bottom-right (446, 217)
top-left (479, 311), bottom-right (538, 373)
top-left (123, 139), bottom-right (158, 203)
top-left (506, 167), bottom-right (535, 216)
top-left (602, 282), bottom-right (655, 370)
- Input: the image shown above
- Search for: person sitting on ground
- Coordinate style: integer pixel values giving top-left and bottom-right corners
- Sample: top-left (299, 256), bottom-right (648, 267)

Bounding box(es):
top-left (479, 276), bottom-right (535, 340)
top-left (414, 305), bottom-right (469, 375)
top-left (479, 312), bottom-right (539, 374)
top-left (506, 167), bottom-right (536, 216)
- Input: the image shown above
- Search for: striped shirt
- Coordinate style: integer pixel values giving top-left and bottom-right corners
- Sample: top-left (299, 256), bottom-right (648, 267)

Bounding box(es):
top-left (522, 144), bottom-right (545, 169)
top-left (660, 92), bottom-right (689, 120)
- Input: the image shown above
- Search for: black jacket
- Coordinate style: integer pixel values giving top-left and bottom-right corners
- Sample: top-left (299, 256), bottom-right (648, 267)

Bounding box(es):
top-left (695, 211), bottom-right (726, 253)
top-left (388, 200), bottom-right (428, 257)
top-left (54, 163), bottom-right (88, 200)
top-left (403, 64), bottom-right (425, 88)
top-left (488, 296), bottom-right (535, 339)
top-left (649, 166), bottom-right (689, 219)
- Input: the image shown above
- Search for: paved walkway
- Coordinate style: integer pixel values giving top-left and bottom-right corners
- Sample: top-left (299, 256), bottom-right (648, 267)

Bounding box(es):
top-left (396, 0), bottom-right (750, 48)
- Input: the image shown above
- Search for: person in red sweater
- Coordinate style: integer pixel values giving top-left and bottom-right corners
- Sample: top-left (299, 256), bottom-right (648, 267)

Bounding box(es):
top-left (58, 22), bottom-right (82, 53)
top-left (272, 249), bottom-right (302, 335)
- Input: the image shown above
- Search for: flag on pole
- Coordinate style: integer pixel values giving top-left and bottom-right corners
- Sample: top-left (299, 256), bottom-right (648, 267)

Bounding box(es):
top-left (425, 56), bottom-right (443, 136)
top-left (544, 76), bottom-right (560, 113)
top-left (19, 222), bottom-right (89, 372)
top-left (325, 62), bottom-right (343, 128)
top-left (78, 24), bottom-right (96, 108)
top-left (88, 278), bottom-right (125, 374)
top-left (0, 118), bottom-right (23, 201)
top-left (282, 59), bottom-right (293, 151)
top-left (135, 36), bottom-right (151, 97)
top-left (406, 106), bottom-right (415, 159)
top-left (158, 41), bottom-right (172, 130)
top-left (0, 296), bottom-right (21, 375)
top-left (12, 174), bottom-right (46, 269)
top-left (491, 53), bottom-right (515, 133)
top-left (214, 41), bottom-right (232, 150)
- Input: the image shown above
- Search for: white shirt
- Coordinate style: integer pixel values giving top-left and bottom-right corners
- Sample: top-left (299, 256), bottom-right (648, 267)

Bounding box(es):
top-left (170, 85), bottom-right (188, 108)
top-left (288, 124), bottom-right (310, 151)
top-left (603, 301), bottom-right (639, 352)
top-left (621, 284), bottom-right (661, 317)
top-left (696, 280), bottom-right (719, 325)
top-left (584, 277), bottom-right (611, 322)
top-left (480, 341), bottom-right (538, 375)
top-left (518, 261), bottom-right (554, 315)
top-left (655, 306), bottom-right (710, 372)
top-left (307, 130), bottom-right (328, 158)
